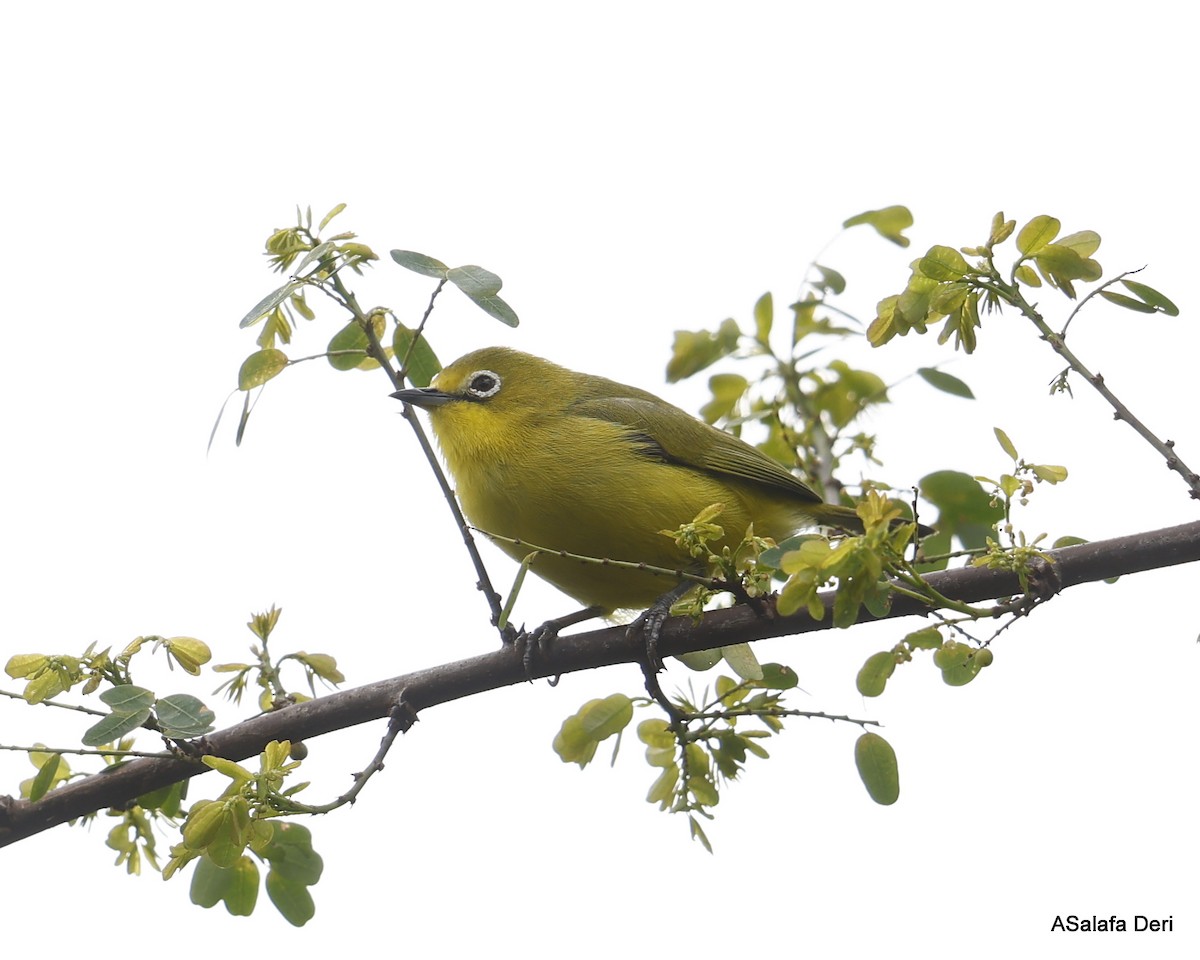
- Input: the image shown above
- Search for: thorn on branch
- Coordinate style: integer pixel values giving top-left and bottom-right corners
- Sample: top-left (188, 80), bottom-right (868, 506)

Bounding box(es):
top-left (389, 699), bottom-right (419, 735)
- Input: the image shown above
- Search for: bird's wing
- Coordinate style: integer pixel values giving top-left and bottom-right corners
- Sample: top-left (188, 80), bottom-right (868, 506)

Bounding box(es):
top-left (571, 395), bottom-right (823, 504)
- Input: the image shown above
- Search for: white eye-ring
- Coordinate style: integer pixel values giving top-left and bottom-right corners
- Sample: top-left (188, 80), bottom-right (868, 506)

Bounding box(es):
top-left (465, 369), bottom-right (502, 399)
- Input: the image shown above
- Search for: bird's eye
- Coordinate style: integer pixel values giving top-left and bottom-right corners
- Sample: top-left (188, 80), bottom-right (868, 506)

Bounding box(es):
top-left (466, 370), bottom-right (502, 399)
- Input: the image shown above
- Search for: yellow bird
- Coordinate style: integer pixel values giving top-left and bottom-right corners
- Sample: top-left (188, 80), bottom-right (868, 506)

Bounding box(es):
top-left (393, 347), bottom-right (917, 636)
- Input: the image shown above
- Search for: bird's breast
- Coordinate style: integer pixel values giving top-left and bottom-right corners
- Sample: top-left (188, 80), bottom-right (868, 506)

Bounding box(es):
top-left (434, 411), bottom-right (801, 610)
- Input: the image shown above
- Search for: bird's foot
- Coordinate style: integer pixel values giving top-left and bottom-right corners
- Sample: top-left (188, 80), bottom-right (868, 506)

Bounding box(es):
top-left (508, 605), bottom-right (604, 684)
top-left (512, 621), bottom-right (560, 684)
top-left (628, 582), bottom-right (695, 674)
top-left (627, 605), bottom-right (670, 674)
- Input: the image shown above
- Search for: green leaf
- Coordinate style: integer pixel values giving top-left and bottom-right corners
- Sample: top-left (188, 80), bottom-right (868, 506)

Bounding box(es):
top-left (5, 654), bottom-right (48, 679)
top-left (191, 855), bottom-right (260, 916)
top-left (238, 350), bottom-right (289, 392)
top-left (1030, 463), bottom-right (1068, 484)
top-left (224, 857), bottom-right (261, 916)
top-left (578, 694), bottom-right (634, 741)
top-left (289, 291), bottom-right (314, 322)
top-left (855, 732), bottom-right (899, 805)
top-left (1014, 264), bottom-right (1042, 287)
top-left (940, 655), bottom-right (986, 686)
top-left (989, 213), bottom-right (1016, 245)
top-left (1058, 229), bottom-right (1101, 258)
top-left (553, 695), bottom-right (634, 767)
top-left (29, 753), bottom-right (60, 802)
top-left (759, 533), bottom-right (825, 570)
top-left (235, 390), bottom-right (252, 447)
top-left (699, 373), bottom-right (749, 424)
top-left (646, 766), bottom-right (679, 807)
top-left (720, 643), bottom-right (763, 682)
top-left (1015, 215), bottom-right (1060, 256)
top-left (295, 652), bottom-right (345, 684)
top-left (994, 427), bottom-right (1018, 460)
top-left (293, 240), bottom-right (337, 275)
top-left (896, 272), bottom-right (940, 328)
top-left (393, 325), bottom-right (442, 387)
top-left (918, 245), bottom-right (972, 281)
top-left (675, 648), bottom-right (723, 671)
top-left (326, 316), bottom-right (385, 371)
top-left (23, 670), bottom-right (64, 704)
top-left (637, 718), bottom-right (674, 748)
top-left (856, 651), bottom-right (896, 698)
top-left (139, 780), bottom-right (186, 818)
top-left (750, 662), bottom-right (799, 690)
top-left (266, 872), bottom-right (315, 926)
top-left (468, 293), bottom-right (520, 327)
top-left (752, 291), bottom-right (773, 344)
top-left (239, 280), bottom-right (303, 329)
top-left (843, 205), bottom-right (913, 247)
top-left (317, 203), bottom-right (346, 232)
top-left (190, 855), bottom-right (228, 908)
top-left (904, 626), bottom-right (943, 650)
top-left (24, 750), bottom-right (70, 800)
top-left (1100, 291), bottom-right (1158, 314)
top-left (934, 640), bottom-right (988, 686)
top-left (162, 636), bottom-right (211, 675)
top-left (812, 264), bottom-right (847, 295)
top-left (916, 367), bottom-right (974, 399)
top-left (83, 708), bottom-right (151, 746)
top-left (389, 250), bottom-right (449, 278)
top-left (918, 470), bottom-right (1004, 552)
top-left (867, 295), bottom-right (900, 347)
top-left (998, 473), bottom-right (1022, 499)
top-left (791, 295), bottom-right (857, 344)
top-left (100, 685), bottom-right (156, 714)
top-left (1034, 244), bottom-right (1102, 283)
top-left (1122, 279), bottom-right (1179, 316)
top-left (202, 756), bottom-right (255, 782)
top-left (868, 583), bottom-right (897, 621)
top-left (665, 320), bottom-right (742, 382)
top-left (447, 264), bottom-right (503, 299)
top-left (688, 774), bottom-right (719, 807)
top-left (929, 282), bottom-right (969, 316)
top-left (261, 822), bottom-right (324, 886)
top-left (156, 694), bottom-right (217, 738)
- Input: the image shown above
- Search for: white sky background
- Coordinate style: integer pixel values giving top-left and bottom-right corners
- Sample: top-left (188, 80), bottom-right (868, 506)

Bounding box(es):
top-left (2, 3), bottom-right (1197, 956)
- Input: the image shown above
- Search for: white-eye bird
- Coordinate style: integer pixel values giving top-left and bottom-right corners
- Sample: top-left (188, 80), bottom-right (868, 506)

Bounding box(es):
top-left (393, 347), bottom-right (919, 652)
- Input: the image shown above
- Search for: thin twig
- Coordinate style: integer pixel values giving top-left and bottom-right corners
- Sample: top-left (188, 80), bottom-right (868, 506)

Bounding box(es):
top-left (322, 274), bottom-right (508, 632)
top-left (1060, 267), bottom-right (1144, 336)
top-left (270, 698), bottom-right (417, 815)
top-left (0, 689), bottom-right (107, 717)
top-left (0, 743), bottom-right (172, 760)
top-left (396, 279), bottom-right (446, 378)
top-left (691, 707), bottom-right (880, 728)
top-left (1011, 287), bottom-right (1200, 500)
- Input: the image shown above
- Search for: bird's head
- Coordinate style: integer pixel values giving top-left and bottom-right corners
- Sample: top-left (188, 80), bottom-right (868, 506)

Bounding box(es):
top-left (391, 347), bottom-right (573, 461)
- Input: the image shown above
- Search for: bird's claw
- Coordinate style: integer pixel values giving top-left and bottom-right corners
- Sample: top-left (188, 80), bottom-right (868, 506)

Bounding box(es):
top-left (628, 605), bottom-right (669, 674)
top-left (511, 621), bottom-right (562, 685)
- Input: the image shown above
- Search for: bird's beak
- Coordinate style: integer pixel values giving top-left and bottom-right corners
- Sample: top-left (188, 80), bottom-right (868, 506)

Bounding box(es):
top-left (390, 386), bottom-right (458, 409)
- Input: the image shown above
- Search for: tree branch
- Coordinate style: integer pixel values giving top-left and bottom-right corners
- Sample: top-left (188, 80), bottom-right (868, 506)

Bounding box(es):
top-left (4, 519), bottom-right (1199, 848)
